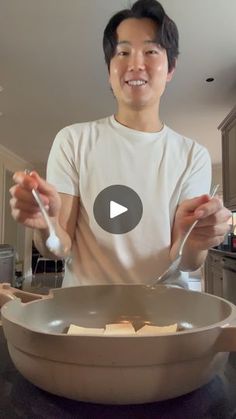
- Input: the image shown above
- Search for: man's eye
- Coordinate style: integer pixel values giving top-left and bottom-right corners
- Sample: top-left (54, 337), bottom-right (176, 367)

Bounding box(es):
top-left (117, 51), bottom-right (129, 56)
top-left (146, 50), bottom-right (159, 55)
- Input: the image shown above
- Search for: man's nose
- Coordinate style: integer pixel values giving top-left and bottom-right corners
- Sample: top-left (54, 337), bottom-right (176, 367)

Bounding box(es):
top-left (127, 52), bottom-right (145, 71)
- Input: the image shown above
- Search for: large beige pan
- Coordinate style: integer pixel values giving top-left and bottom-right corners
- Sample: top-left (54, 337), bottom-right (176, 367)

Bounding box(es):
top-left (1, 283), bottom-right (236, 404)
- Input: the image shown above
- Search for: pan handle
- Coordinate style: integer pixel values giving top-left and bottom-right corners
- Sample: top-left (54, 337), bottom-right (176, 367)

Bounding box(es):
top-left (216, 320), bottom-right (236, 352)
top-left (0, 283), bottom-right (44, 308)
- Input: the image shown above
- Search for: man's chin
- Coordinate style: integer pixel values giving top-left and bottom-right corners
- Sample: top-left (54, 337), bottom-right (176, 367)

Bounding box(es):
top-left (126, 101), bottom-right (152, 111)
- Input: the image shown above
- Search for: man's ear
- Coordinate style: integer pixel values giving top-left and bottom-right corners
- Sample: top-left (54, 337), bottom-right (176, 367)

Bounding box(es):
top-left (167, 59), bottom-right (177, 82)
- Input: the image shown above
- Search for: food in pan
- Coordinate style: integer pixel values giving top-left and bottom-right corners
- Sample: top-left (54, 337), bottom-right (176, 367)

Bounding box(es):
top-left (136, 323), bottom-right (178, 334)
top-left (67, 322), bottom-right (135, 335)
top-left (67, 321), bottom-right (178, 335)
top-left (67, 324), bottom-right (105, 335)
top-left (104, 322), bottom-right (135, 335)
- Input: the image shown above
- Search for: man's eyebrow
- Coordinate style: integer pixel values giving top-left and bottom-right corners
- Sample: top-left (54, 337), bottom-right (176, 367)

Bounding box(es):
top-left (144, 40), bottom-right (159, 45)
top-left (117, 41), bottom-right (131, 45)
top-left (117, 40), bottom-right (159, 46)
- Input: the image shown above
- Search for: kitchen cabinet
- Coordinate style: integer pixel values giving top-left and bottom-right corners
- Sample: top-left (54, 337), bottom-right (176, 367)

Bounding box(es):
top-left (204, 249), bottom-right (236, 304)
top-left (204, 251), bottom-right (223, 297)
top-left (219, 105), bottom-right (236, 211)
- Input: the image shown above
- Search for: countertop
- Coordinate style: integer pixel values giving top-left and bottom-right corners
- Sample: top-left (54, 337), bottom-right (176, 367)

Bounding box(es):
top-left (1, 278), bottom-right (236, 419)
top-left (209, 248), bottom-right (236, 259)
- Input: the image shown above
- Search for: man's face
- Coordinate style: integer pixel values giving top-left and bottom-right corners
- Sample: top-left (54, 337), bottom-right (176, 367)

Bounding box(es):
top-left (109, 18), bottom-right (175, 111)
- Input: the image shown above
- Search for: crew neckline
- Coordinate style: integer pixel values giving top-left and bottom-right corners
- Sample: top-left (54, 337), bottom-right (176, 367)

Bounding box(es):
top-left (109, 115), bottom-right (167, 139)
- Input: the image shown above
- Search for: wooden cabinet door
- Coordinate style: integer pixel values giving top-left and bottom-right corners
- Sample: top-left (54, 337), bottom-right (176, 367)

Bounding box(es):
top-left (222, 120), bottom-right (236, 210)
top-left (220, 105), bottom-right (236, 211)
top-left (212, 269), bottom-right (223, 297)
top-left (204, 252), bottom-right (223, 295)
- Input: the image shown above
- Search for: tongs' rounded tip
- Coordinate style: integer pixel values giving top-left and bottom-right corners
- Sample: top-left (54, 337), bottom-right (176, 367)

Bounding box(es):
top-left (46, 234), bottom-right (62, 254)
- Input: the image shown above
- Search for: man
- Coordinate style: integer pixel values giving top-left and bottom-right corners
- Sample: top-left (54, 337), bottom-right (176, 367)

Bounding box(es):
top-left (10, 0), bottom-right (231, 287)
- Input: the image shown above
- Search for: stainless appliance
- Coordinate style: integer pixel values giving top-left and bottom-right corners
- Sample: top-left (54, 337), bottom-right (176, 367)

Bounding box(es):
top-left (0, 245), bottom-right (15, 284)
top-left (222, 256), bottom-right (236, 304)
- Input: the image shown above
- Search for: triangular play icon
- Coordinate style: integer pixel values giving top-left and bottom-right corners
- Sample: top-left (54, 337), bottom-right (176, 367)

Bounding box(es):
top-left (110, 201), bottom-right (128, 219)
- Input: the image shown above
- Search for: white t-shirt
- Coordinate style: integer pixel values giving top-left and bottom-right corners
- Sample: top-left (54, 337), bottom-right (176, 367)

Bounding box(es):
top-left (47, 115), bottom-right (211, 287)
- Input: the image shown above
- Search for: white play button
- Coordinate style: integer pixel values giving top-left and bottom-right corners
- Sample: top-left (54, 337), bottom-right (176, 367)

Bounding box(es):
top-left (93, 185), bottom-right (143, 234)
top-left (110, 200), bottom-right (128, 219)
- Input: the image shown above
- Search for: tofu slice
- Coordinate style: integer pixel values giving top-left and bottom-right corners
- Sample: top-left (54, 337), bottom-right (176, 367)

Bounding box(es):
top-left (104, 322), bottom-right (135, 335)
top-left (136, 323), bottom-right (178, 335)
top-left (67, 324), bottom-right (104, 335)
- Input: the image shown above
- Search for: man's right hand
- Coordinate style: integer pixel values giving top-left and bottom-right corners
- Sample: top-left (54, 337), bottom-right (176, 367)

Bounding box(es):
top-left (9, 171), bottom-right (61, 230)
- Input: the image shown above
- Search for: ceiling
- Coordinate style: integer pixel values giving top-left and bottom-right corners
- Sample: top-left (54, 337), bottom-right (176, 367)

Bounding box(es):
top-left (0, 0), bottom-right (236, 167)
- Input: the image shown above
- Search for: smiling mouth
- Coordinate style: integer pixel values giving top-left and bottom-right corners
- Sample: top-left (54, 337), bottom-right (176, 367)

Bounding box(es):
top-left (125, 80), bottom-right (147, 86)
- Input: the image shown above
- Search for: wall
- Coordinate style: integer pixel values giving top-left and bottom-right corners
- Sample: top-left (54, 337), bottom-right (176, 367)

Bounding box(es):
top-left (0, 144), bottom-right (33, 277)
top-left (212, 163), bottom-right (223, 196)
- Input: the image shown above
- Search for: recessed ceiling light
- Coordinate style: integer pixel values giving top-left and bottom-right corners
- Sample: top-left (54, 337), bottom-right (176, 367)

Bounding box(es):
top-left (206, 77), bottom-right (214, 82)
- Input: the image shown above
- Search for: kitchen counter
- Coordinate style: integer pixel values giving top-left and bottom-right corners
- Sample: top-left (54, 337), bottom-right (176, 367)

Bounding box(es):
top-left (209, 248), bottom-right (236, 259)
top-left (1, 278), bottom-right (236, 418)
top-left (204, 249), bottom-right (236, 303)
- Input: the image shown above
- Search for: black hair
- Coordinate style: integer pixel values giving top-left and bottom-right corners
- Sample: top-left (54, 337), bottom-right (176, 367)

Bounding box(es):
top-left (103, 0), bottom-right (179, 72)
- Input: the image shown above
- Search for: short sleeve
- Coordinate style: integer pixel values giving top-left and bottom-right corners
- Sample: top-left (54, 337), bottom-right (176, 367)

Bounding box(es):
top-left (46, 127), bottom-right (80, 196)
